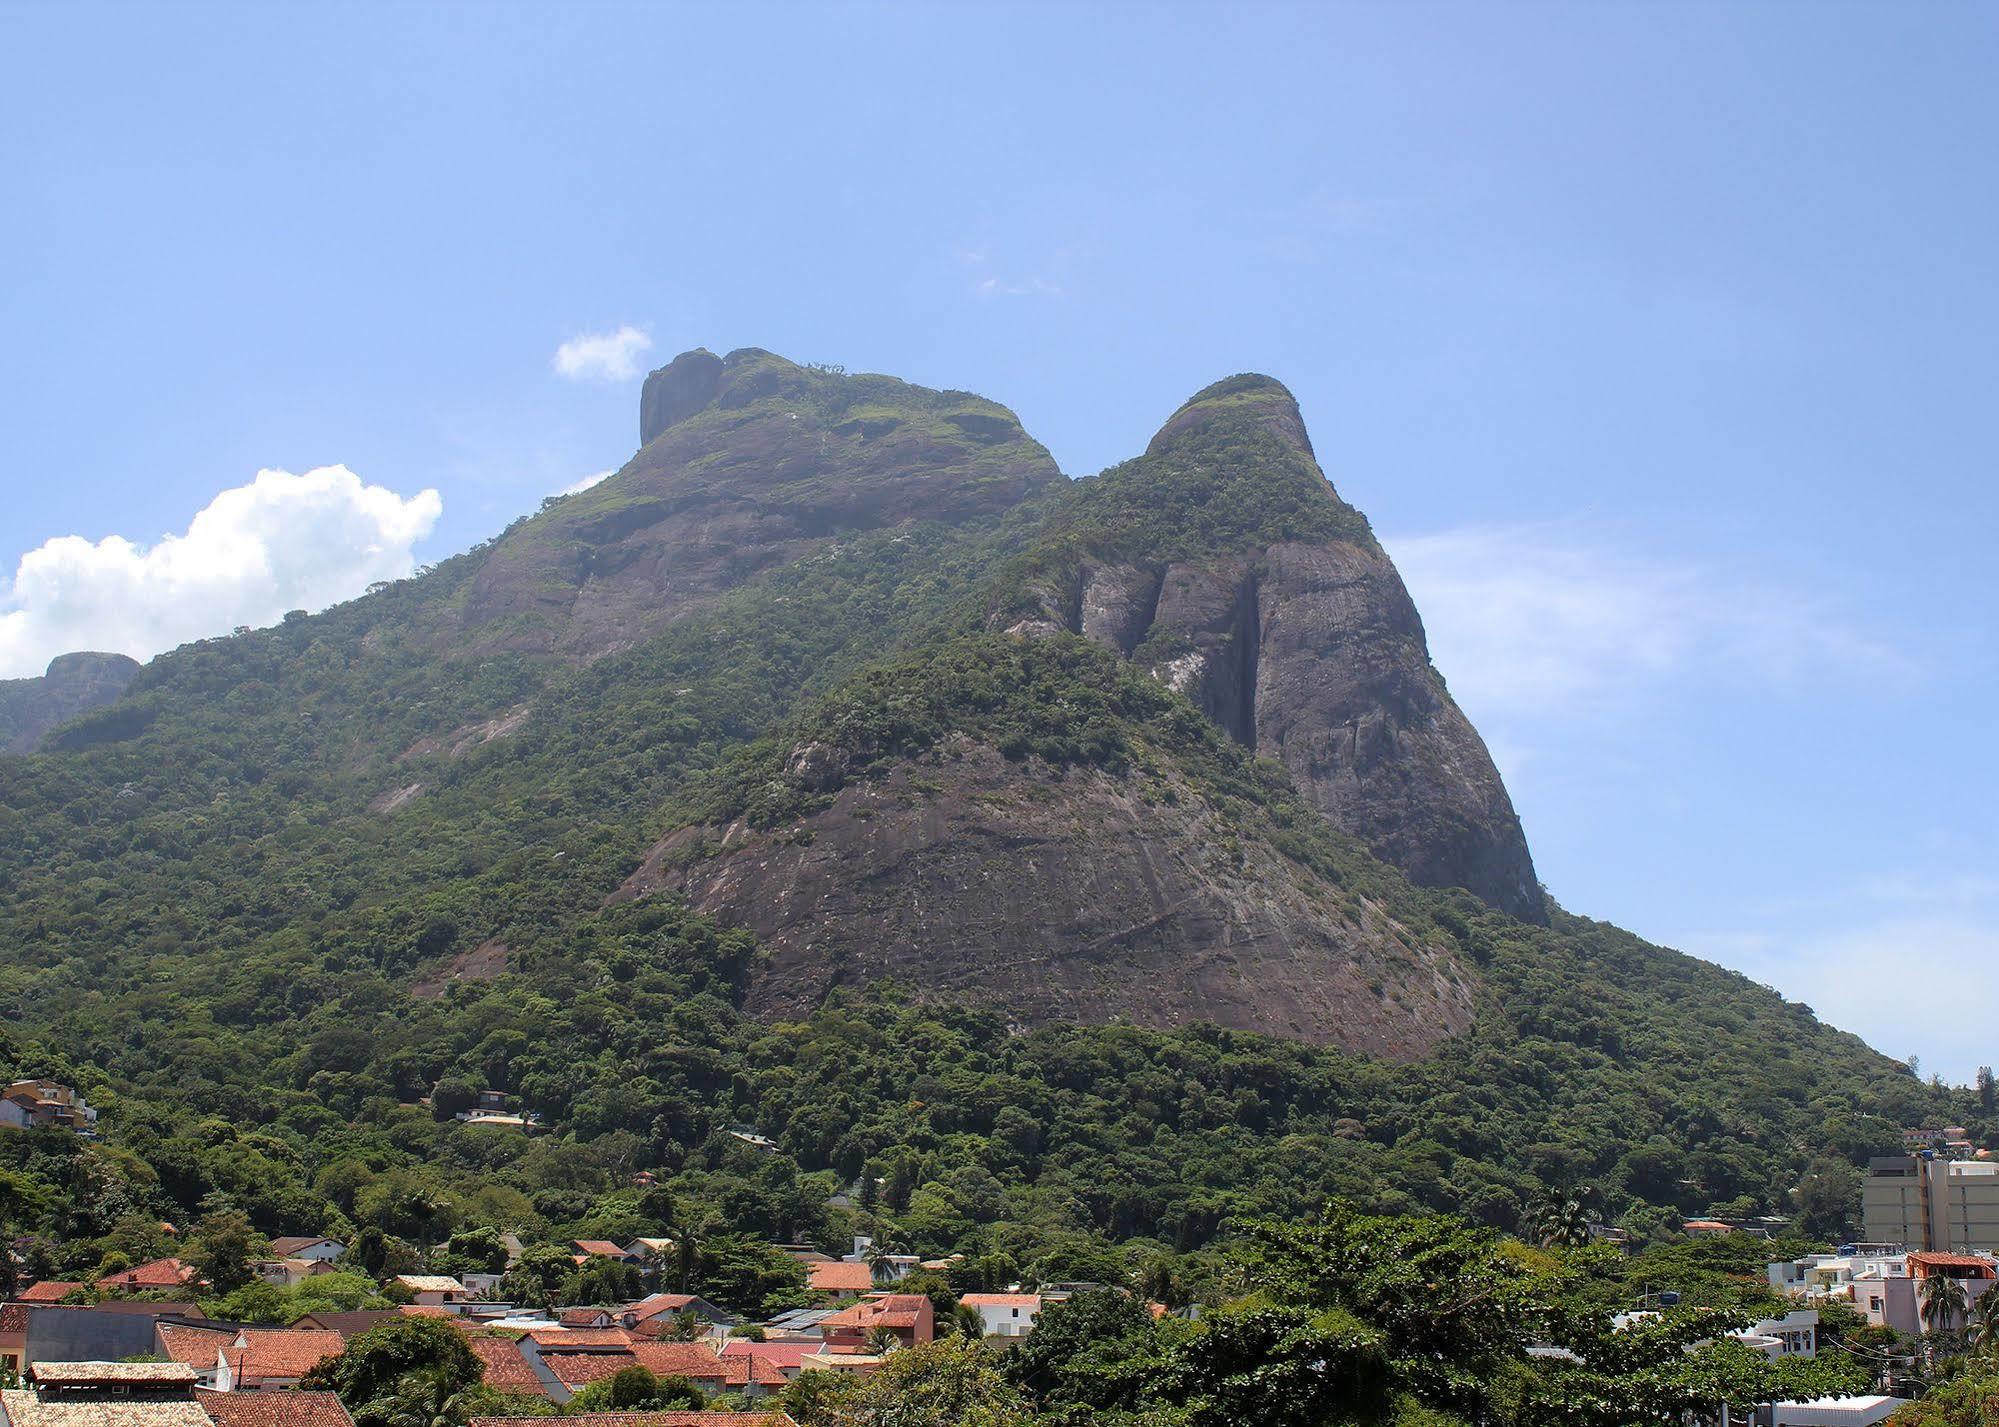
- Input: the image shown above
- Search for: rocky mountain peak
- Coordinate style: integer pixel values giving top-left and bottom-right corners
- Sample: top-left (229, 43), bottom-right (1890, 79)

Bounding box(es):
top-left (0, 650), bottom-right (142, 754)
top-left (638, 347), bottom-right (724, 445)
top-left (1146, 372), bottom-right (1317, 462)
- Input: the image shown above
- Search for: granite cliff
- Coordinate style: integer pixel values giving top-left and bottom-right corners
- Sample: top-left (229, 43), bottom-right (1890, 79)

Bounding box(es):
top-left (0, 650), bottom-right (141, 754)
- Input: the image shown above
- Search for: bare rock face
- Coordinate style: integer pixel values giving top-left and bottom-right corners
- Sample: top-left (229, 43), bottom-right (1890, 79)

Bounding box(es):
top-left (0, 651), bottom-right (142, 755)
top-left (620, 740), bottom-right (1476, 1059)
top-left (459, 347), bottom-right (1062, 656)
top-left (1008, 377), bottom-right (1546, 923)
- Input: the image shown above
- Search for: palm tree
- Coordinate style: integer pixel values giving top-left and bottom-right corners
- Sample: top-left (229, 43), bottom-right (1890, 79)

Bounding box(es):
top-left (1532, 1193), bottom-right (1593, 1249)
top-left (1968, 1283), bottom-right (1999, 1354)
top-left (1921, 1271), bottom-right (1970, 1366)
top-left (865, 1237), bottom-right (901, 1284)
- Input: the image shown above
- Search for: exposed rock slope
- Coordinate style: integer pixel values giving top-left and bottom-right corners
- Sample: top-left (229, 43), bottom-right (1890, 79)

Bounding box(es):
top-left (459, 347), bottom-right (1060, 657)
top-left (0, 651), bottom-right (142, 754)
top-left (999, 377), bottom-right (1545, 922)
top-left (619, 639), bottom-right (1476, 1058)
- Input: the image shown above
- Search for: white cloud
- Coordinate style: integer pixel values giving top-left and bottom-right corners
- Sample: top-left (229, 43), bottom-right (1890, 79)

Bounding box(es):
top-left (1383, 524), bottom-right (1905, 718)
top-left (552, 469), bottom-right (615, 498)
top-left (552, 325), bottom-right (653, 382)
top-left (0, 466), bottom-right (441, 677)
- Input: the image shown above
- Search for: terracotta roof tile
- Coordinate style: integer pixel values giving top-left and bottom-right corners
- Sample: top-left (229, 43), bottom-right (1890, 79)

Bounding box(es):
top-left (17, 1282), bottom-right (82, 1302)
top-left (227, 1329), bottom-right (346, 1381)
top-left (805, 1262), bottom-right (872, 1295)
top-left (467, 1337), bottom-right (546, 1396)
top-left (157, 1325), bottom-right (233, 1371)
top-left (194, 1390), bottom-right (354, 1427)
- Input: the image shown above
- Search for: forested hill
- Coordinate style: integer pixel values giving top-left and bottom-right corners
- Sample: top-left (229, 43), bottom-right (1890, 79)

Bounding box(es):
top-left (0, 348), bottom-right (1958, 1284)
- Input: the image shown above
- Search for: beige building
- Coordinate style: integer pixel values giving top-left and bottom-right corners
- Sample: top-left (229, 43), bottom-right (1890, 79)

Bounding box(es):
top-left (1863, 1155), bottom-right (1999, 1252)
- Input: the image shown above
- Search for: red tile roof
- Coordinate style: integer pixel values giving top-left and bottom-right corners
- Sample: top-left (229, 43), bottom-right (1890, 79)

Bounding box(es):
top-left (0, 1304), bottom-right (26, 1334)
top-left (104, 1257), bottom-right (196, 1290)
top-left (16, 1281), bottom-right (81, 1302)
top-left (559, 1308), bottom-right (612, 1326)
top-left (621, 1294), bottom-right (701, 1324)
top-left (571, 1241), bottom-right (629, 1259)
top-left (541, 1352), bottom-right (639, 1390)
top-left (821, 1294), bottom-right (929, 1332)
top-left (631, 1342), bottom-right (781, 1387)
top-left (716, 1340), bottom-right (816, 1374)
top-left (524, 1327), bottom-right (635, 1349)
top-left (158, 1324), bottom-right (234, 1370)
top-left (1911, 1252), bottom-right (1999, 1274)
top-left (227, 1328), bottom-right (347, 1381)
top-left (806, 1262), bottom-right (872, 1295)
top-left (196, 1389), bottom-right (354, 1427)
top-left (468, 1336), bottom-right (547, 1396)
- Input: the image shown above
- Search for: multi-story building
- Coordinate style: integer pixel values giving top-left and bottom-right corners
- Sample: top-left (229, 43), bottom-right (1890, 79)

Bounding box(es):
top-left (1863, 1154), bottom-right (1999, 1253)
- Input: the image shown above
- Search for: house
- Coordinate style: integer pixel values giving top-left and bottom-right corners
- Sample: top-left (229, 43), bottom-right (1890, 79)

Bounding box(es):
top-left (556, 1307), bottom-right (615, 1328)
top-left (214, 1329), bottom-right (347, 1391)
top-left (1764, 1396), bottom-right (1906, 1425)
top-left (464, 1336), bottom-right (548, 1400)
top-left (195, 1388), bottom-right (356, 1427)
top-left (618, 1293), bottom-right (738, 1334)
top-left (0, 1367), bottom-right (211, 1427)
top-left (265, 1239), bottom-right (345, 1265)
top-left (1732, 1309), bottom-right (1818, 1360)
top-left (623, 1238), bottom-right (677, 1265)
top-left (99, 1258), bottom-right (198, 1294)
top-left (289, 1311), bottom-right (402, 1339)
top-left (805, 1261), bottom-right (872, 1297)
top-left (960, 1293), bottom-right (1042, 1339)
top-left (253, 1258), bottom-right (339, 1290)
top-left (11, 1283), bottom-right (81, 1304)
top-left (838, 1237), bottom-right (916, 1283)
top-left (1681, 1220), bottom-right (1736, 1237)
top-left (770, 1245), bottom-right (831, 1265)
top-left (717, 1339), bottom-right (827, 1382)
top-left (569, 1241), bottom-right (632, 1263)
top-left (535, 1342), bottom-right (784, 1403)
top-left (392, 1275), bottom-right (470, 1307)
top-left (0, 1081), bottom-right (98, 1135)
top-left (817, 1294), bottom-right (933, 1353)
top-left (157, 1323), bottom-right (237, 1387)
top-left (0, 1304), bottom-right (23, 1379)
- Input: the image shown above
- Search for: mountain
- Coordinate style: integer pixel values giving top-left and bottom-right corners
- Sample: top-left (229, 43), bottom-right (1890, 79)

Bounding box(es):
top-left (456, 347), bottom-right (1059, 657)
top-left (994, 374), bottom-right (1542, 922)
top-left (0, 349), bottom-right (1936, 1263)
top-left (0, 650), bottom-right (141, 753)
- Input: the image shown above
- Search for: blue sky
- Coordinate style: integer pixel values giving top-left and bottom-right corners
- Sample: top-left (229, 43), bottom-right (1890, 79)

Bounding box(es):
top-left (4, 2), bottom-right (1995, 1081)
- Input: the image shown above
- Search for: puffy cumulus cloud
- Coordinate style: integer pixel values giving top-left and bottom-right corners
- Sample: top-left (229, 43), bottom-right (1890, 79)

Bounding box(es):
top-left (0, 466), bottom-right (441, 677)
top-left (1383, 524), bottom-right (1904, 719)
top-left (552, 325), bottom-right (653, 381)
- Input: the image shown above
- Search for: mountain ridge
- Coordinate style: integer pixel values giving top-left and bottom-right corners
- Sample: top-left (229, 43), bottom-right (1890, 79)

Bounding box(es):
top-left (0, 346), bottom-right (1931, 1256)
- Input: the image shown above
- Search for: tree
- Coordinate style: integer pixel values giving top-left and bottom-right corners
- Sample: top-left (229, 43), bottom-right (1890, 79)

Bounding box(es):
top-left (303, 1317), bottom-right (484, 1410)
top-left (1795, 1158), bottom-right (1861, 1242)
top-left (1923, 1273), bottom-right (1971, 1358)
top-left (566, 1365), bottom-right (705, 1413)
top-left (430, 1079), bottom-right (480, 1124)
top-left (187, 1208), bottom-right (260, 1294)
top-left (1889, 1374), bottom-right (1999, 1425)
top-left (1532, 1192), bottom-right (1594, 1249)
top-left (1980, 1067), bottom-right (1996, 1116)
top-left (497, 1244), bottom-right (573, 1310)
top-left (1970, 1285), bottom-right (1999, 1353)
top-left (1005, 1287), bottom-right (1165, 1416)
top-left (437, 1227), bottom-right (507, 1277)
top-left (827, 1337), bottom-right (1031, 1427)
top-left (777, 1367), bottom-right (860, 1427)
